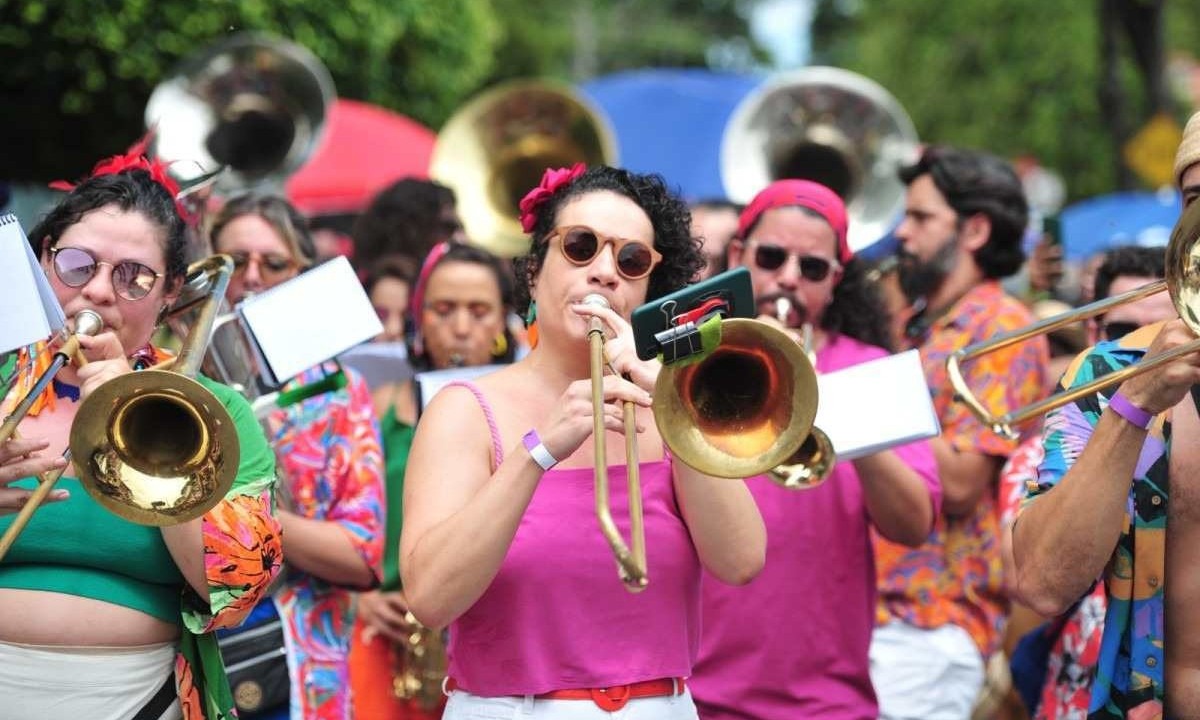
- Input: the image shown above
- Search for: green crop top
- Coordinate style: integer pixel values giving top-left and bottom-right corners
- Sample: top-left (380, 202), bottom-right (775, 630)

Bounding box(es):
top-left (0, 375), bottom-right (276, 623)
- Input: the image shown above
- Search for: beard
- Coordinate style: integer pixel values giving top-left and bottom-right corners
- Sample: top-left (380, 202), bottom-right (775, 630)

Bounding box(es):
top-left (897, 233), bottom-right (959, 302)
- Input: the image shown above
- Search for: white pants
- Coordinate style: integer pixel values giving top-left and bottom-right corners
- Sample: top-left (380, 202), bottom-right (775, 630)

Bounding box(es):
top-left (869, 621), bottom-right (985, 720)
top-left (0, 639), bottom-right (180, 720)
top-left (443, 688), bottom-right (700, 719)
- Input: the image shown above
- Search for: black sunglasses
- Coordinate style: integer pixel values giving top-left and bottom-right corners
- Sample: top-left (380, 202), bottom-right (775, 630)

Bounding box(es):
top-left (1102, 320), bottom-right (1140, 342)
top-left (50, 246), bottom-right (163, 301)
top-left (751, 243), bottom-right (840, 282)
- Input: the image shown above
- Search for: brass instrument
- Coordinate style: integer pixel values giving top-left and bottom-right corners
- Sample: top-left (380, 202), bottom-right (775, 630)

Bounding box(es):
top-left (948, 197), bottom-right (1200, 438)
top-left (430, 80), bottom-right (618, 257)
top-left (393, 612), bottom-right (448, 711)
top-left (764, 300), bottom-right (837, 489)
top-left (583, 294), bottom-right (647, 592)
top-left (146, 33), bottom-right (335, 197)
top-left (0, 256), bottom-right (240, 558)
top-left (721, 67), bottom-right (918, 253)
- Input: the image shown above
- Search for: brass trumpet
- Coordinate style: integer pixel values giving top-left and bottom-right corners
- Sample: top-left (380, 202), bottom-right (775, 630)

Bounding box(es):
top-left (0, 256), bottom-right (241, 560)
top-left (948, 197), bottom-right (1200, 437)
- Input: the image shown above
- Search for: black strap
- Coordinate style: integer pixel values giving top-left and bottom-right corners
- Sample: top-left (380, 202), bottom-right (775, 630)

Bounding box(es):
top-left (131, 671), bottom-right (176, 720)
top-left (1191, 385), bottom-right (1200, 419)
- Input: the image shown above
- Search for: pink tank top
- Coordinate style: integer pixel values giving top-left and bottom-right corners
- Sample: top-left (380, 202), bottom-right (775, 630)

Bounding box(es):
top-left (445, 381), bottom-right (702, 696)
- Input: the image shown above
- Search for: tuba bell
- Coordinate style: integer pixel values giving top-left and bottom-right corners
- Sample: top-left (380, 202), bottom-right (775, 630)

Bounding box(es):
top-left (145, 32), bottom-right (335, 196)
top-left (430, 80), bottom-right (618, 257)
top-left (721, 66), bottom-right (918, 253)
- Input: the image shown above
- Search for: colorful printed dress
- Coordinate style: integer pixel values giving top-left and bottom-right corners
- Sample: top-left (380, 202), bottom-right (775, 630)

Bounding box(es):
top-left (264, 363), bottom-right (385, 719)
top-left (0, 343), bottom-right (284, 720)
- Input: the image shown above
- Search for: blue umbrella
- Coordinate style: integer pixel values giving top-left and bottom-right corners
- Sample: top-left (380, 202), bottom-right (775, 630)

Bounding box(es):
top-left (582, 69), bottom-right (760, 202)
top-left (1059, 190), bottom-right (1182, 261)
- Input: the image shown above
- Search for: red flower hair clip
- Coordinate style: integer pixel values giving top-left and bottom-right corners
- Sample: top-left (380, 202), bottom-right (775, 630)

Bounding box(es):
top-left (49, 133), bottom-right (195, 225)
top-left (518, 163), bottom-right (587, 233)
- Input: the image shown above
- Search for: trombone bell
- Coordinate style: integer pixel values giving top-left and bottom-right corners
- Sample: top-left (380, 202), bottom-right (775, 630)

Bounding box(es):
top-left (654, 319), bottom-right (818, 478)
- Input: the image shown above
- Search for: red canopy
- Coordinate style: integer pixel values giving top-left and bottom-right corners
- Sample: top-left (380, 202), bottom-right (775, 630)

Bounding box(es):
top-left (286, 99), bottom-right (435, 216)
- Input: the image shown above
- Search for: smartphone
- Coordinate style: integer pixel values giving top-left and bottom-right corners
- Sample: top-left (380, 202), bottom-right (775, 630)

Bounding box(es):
top-left (631, 267), bottom-right (754, 361)
top-left (1042, 215), bottom-right (1062, 247)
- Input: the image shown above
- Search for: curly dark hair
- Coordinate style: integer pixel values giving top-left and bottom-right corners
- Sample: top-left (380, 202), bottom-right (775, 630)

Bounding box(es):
top-left (351, 178), bottom-right (458, 272)
top-left (30, 169), bottom-right (188, 288)
top-left (1093, 245), bottom-right (1165, 302)
top-left (512, 165), bottom-right (702, 319)
top-left (363, 253), bottom-right (419, 296)
top-left (899, 145), bottom-right (1029, 280)
top-left (824, 257), bottom-right (895, 351)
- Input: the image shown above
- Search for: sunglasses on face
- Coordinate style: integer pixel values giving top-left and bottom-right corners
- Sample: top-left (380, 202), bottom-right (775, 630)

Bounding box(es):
top-left (227, 251), bottom-right (297, 278)
top-left (50, 246), bottom-right (163, 301)
top-left (750, 243), bottom-right (840, 282)
top-left (548, 225), bottom-right (663, 281)
top-left (1101, 320), bottom-right (1140, 342)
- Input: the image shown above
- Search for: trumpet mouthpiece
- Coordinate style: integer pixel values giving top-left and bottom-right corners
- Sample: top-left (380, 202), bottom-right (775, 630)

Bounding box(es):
top-left (74, 310), bottom-right (104, 337)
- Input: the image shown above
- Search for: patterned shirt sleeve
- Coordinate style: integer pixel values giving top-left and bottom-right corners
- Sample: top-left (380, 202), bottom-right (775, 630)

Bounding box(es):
top-left (325, 370), bottom-right (386, 584)
top-left (182, 376), bottom-right (284, 633)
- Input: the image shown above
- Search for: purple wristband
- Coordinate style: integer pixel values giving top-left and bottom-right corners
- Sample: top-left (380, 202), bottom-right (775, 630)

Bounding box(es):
top-left (1109, 391), bottom-right (1154, 430)
top-left (522, 429), bottom-right (559, 471)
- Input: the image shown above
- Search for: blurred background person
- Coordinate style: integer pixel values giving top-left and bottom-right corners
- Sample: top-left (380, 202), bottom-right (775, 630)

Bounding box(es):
top-left (0, 151), bottom-right (282, 720)
top-left (871, 145), bottom-right (1049, 720)
top-left (351, 178), bottom-right (465, 275)
top-left (689, 198), bottom-right (742, 279)
top-left (349, 241), bottom-right (515, 719)
top-left (691, 179), bottom-right (941, 720)
top-left (209, 193), bottom-right (385, 720)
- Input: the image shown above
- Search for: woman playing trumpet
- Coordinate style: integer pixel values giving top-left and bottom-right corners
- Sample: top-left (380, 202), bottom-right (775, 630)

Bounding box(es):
top-left (400, 164), bottom-right (766, 718)
top-left (0, 144), bottom-right (282, 719)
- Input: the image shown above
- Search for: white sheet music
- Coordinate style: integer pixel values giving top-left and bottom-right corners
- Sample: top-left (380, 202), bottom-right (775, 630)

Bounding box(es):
top-left (814, 349), bottom-right (940, 461)
top-left (0, 214), bottom-right (65, 354)
top-left (236, 256), bottom-right (383, 385)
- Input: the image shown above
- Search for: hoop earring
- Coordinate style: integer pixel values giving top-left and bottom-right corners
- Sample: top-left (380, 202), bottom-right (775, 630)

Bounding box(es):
top-left (491, 332), bottom-right (508, 358)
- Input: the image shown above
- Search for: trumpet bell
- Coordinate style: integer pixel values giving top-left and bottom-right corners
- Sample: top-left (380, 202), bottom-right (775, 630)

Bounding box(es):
top-left (69, 370), bottom-right (240, 526)
top-left (769, 427), bottom-right (836, 490)
top-left (654, 319), bottom-right (818, 479)
top-left (430, 80), bottom-right (618, 257)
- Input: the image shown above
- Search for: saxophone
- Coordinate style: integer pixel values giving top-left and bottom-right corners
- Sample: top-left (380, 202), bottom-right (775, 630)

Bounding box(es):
top-left (393, 611), bottom-right (449, 711)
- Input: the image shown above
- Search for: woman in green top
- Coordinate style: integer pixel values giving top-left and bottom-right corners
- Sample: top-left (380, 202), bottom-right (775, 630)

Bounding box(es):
top-left (0, 145), bottom-right (282, 720)
top-left (350, 243), bottom-right (516, 717)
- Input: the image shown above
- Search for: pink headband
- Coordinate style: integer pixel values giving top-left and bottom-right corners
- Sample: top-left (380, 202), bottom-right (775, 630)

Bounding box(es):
top-left (409, 241), bottom-right (452, 340)
top-left (737, 179), bottom-right (851, 264)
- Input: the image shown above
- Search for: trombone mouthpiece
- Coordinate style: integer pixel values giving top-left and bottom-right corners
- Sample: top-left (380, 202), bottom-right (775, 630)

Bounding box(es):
top-left (74, 310), bottom-right (104, 337)
top-left (581, 294), bottom-right (610, 334)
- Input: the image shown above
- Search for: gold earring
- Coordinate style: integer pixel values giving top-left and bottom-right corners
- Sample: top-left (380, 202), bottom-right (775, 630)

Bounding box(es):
top-left (491, 332), bottom-right (508, 357)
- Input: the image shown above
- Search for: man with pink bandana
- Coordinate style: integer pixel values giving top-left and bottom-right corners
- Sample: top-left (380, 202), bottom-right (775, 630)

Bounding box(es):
top-left (689, 179), bottom-right (941, 720)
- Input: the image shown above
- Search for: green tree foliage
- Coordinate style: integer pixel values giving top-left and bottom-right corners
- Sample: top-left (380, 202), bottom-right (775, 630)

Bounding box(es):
top-left (811, 1), bottom-right (1198, 201)
top-left (0, 0), bottom-right (500, 181)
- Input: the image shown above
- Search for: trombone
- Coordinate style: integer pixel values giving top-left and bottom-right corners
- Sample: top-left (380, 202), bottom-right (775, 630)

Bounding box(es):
top-left (584, 294), bottom-right (647, 592)
top-left (948, 198), bottom-right (1200, 438)
top-left (0, 256), bottom-right (242, 560)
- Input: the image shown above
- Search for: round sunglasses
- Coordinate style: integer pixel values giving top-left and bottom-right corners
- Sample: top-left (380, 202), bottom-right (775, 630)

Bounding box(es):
top-left (548, 225), bottom-right (663, 281)
top-left (750, 243), bottom-right (840, 282)
top-left (50, 246), bottom-right (163, 301)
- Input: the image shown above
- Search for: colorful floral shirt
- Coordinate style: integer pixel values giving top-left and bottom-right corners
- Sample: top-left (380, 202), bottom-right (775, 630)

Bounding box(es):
top-left (875, 281), bottom-right (1048, 657)
top-left (1001, 434), bottom-right (1105, 720)
top-left (265, 363), bottom-right (385, 720)
top-left (0, 344), bottom-right (284, 720)
top-left (1024, 327), bottom-right (1167, 718)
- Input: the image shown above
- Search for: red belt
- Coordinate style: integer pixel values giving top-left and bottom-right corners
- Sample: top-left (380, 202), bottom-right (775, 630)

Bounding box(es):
top-left (444, 677), bottom-right (686, 712)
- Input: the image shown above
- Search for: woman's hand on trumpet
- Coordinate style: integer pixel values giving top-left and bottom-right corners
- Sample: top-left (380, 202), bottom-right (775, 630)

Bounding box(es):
top-left (0, 437), bottom-right (69, 513)
top-left (358, 589), bottom-right (419, 644)
top-left (571, 301), bottom-right (660, 391)
top-left (537, 374), bottom-right (653, 462)
top-left (74, 332), bottom-right (133, 399)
